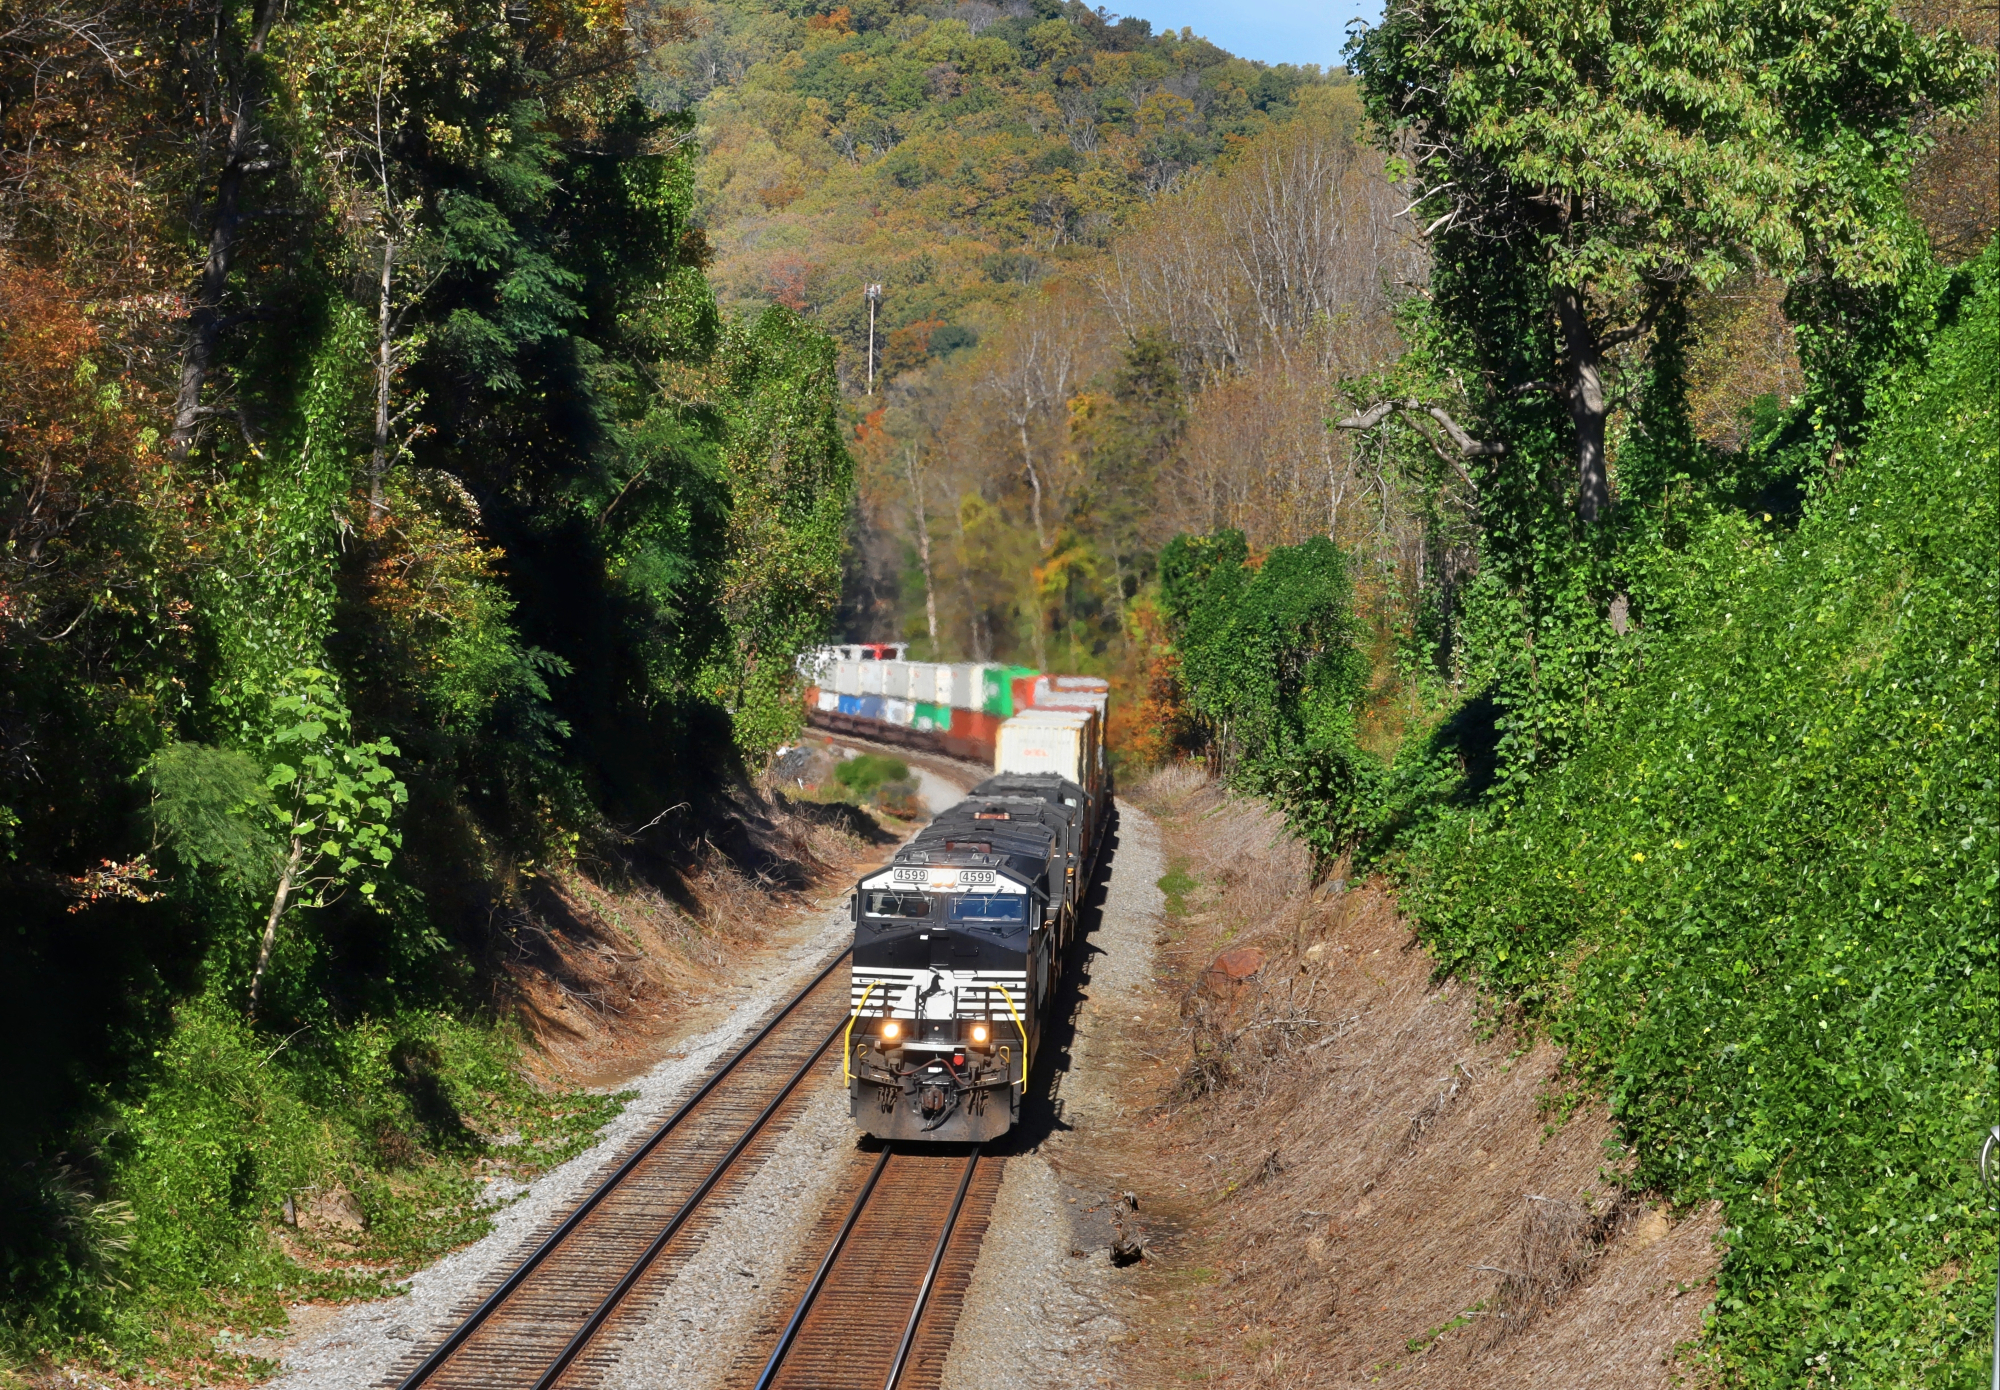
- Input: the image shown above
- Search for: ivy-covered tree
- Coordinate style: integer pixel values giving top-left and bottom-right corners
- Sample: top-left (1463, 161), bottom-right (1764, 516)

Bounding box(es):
top-left (1158, 529), bottom-right (1376, 854)
top-left (1350, 0), bottom-right (1990, 521)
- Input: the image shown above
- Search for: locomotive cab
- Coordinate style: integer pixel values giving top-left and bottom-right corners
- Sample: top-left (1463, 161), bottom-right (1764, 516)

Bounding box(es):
top-left (844, 728), bottom-right (1104, 1143)
top-left (846, 835), bottom-right (1057, 1142)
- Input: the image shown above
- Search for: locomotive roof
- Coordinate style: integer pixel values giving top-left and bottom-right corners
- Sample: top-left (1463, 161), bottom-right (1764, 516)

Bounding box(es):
top-left (896, 796), bottom-right (1072, 883)
top-left (970, 773), bottom-right (1088, 807)
top-left (921, 798), bottom-right (1072, 838)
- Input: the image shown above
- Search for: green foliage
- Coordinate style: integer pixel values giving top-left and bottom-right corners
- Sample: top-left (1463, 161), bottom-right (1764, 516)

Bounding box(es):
top-left (1068, 334), bottom-right (1184, 620)
top-left (833, 753), bottom-right (909, 797)
top-left (97, 999), bottom-right (618, 1350)
top-left (1345, 0), bottom-right (1995, 798)
top-left (1353, 0), bottom-right (1988, 301)
top-left (709, 307), bottom-right (855, 758)
top-left (1156, 864), bottom-right (1196, 916)
top-left (147, 745), bottom-right (274, 888)
top-left (1159, 530), bottom-right (1377, 855)
top-left (260, 669), bottom-right (407, 907)
top-left (0, 0), bottom-right (856, 1356)
top-left (1404, 246), bottom-right (1998, 1386)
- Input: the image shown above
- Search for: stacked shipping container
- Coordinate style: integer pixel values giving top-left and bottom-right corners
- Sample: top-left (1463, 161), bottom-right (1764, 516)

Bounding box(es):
top-left (800, 649), bottom-right (1108, 765)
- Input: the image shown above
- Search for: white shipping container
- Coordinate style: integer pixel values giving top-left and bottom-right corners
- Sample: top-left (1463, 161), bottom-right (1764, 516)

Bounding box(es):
top-left (1030, 681), bottom-right (1107, 716)
top-left (860, 661), bottom-right (887, 695)
top-left (884, 698), bottom-right (914, 727)
top-left (833, 660), bottom-right (862, 696)
top-left (996, 707), bottom-right (1100, 791)
top-left (995, 719), bottom-right (1083, 784)
top-left (948, 663), bottom-right (990, 712)
top-left (1015, 707), bottom-right (1101, 792)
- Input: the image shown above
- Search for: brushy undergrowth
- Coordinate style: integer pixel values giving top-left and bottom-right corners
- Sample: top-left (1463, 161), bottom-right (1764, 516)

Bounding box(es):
top-left (8, 1001), bottom-right (619, 1383)
top-left (1404, 250), bottom-right (1998, 1384)
top-left (829, 753), bottom-right (921, 818)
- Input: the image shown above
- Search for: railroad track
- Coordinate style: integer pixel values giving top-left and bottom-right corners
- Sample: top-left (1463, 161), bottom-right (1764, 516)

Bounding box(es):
top-left (389, 952), bottom-right (855, 1390)
top-left (724, 1145), bottom-right (1006, 1390)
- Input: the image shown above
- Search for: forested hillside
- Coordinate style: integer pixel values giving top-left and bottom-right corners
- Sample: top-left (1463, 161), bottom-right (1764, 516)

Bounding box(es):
top-left (0, 0), bottom-right (850, 1369)
top-left (634, 0), bottom-right (1401, 682)
top-left (648, 0), bottom-right (1324, 360)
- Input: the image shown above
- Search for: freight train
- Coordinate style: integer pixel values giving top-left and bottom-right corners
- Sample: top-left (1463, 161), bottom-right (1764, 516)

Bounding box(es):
top-left (801, 644), bottom-right (1108, 765)
top-left (840, 692), bottom-right (1107, 1143)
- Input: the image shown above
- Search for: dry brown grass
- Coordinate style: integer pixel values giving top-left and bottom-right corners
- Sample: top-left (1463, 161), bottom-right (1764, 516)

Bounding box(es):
top-left (1120, 769), bottom-right (1721, 1389)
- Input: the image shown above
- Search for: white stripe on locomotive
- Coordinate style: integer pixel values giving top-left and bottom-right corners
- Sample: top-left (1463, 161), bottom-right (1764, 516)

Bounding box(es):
top-left (850, 967), bottom-right (1027, 1019)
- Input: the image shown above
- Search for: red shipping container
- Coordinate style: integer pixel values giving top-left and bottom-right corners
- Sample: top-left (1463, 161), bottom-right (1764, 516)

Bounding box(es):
top-left (946, 708), bottom-right (1002, 764)
top-left (1010, 674), bottom-right (1039, 714)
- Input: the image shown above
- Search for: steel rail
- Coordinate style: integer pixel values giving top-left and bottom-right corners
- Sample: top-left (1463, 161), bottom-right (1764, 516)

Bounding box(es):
top-left (752, 1146), bottom-right (982, 1390)
top-left (883, 1148), bottom-right (981, 1390)
top-left (750, 1146), bottom-right (896, 1390)
top-left (395, 948), bottom-right (851, 1390)
top-left (531, 1017), bottom-right (849, 1390)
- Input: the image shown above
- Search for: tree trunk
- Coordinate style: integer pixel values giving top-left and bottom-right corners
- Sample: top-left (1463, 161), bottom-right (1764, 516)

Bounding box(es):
top-left (1028, 577), bottom-right (1047, 671)
top-left (168, 0), bottom-right (281, 457)
top-left (1554, 284), bottom-right (1610, 523)
top-left (368, 234), bottom-right (396, 522)
top-left (1017, 422), bottom-right (1048, 552)
top-left (955, 500), bottom-right (988, 661)
top-left (248, 835), bottom-right (306, 1017)
top-left (905, 450), bottom-right (937, 643)
top-left (1017, 422), bottom-right (1050, 669)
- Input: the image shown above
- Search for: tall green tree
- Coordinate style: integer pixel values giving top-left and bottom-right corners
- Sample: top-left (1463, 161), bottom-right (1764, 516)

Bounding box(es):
top-left (1351, 0), bottom-right (1989, 521)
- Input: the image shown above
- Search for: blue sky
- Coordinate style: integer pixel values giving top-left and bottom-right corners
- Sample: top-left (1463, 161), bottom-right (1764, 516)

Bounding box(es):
top-left (1129, 1), bottom-right (1382, 70)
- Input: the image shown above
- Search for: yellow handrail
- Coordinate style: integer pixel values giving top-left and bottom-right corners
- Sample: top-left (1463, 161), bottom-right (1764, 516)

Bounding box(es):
top-left (842, 981), bottom-right (880, 1085)
top-left (993, 982), bottom-right (1028, 1092)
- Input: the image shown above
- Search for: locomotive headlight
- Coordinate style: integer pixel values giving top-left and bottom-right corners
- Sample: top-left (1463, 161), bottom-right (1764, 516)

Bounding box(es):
top-left (881, 1020), bottom-right (901, 1041)
top-left (970, 1024), bottom-right (989, 1044)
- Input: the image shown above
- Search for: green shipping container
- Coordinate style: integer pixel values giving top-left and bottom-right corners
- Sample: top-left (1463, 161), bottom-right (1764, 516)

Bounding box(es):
top-left (913, 701), bottom-right (953, 732)
top-left (980, 665), bottom-right (1039, 717)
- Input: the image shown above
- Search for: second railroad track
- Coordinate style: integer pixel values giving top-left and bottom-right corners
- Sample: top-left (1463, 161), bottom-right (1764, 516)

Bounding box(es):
top-left (391, 951), bottom-right (855, 1390)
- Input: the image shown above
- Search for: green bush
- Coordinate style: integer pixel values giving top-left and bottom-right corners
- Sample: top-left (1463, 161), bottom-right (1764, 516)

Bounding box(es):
top-left (833, 754), bottom-right (911, 798)
top-left (1, 1000), bottom-right (624, 1369)
top-left (1158, 531), bottom-right (1377, 854)
top-left (1404, 247), bottom-right (1998, 1386)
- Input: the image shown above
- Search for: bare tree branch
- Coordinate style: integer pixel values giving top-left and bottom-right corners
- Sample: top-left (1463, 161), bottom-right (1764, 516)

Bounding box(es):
top-left (1336, 398), bottom-right (1504, 457)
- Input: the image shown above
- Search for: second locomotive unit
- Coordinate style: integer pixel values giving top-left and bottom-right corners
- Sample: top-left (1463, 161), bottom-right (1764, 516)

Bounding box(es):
top-left (844, 701), bottom-right (1106, 1142)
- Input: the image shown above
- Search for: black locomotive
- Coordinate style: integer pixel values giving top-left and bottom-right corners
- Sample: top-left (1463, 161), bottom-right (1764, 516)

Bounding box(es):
top-left (844, 771), bottom-right (1103, 1142)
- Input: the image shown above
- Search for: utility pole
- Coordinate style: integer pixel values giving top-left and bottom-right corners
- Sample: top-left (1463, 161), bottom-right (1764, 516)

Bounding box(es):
top-left (865, 283), bottom-right (883, 395)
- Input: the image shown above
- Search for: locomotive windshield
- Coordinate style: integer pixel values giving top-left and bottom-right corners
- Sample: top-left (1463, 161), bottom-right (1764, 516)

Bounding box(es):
top-left (947, 895), bottom-right (1025, 923)
top-left (863, 891), bottom-right (932, 918)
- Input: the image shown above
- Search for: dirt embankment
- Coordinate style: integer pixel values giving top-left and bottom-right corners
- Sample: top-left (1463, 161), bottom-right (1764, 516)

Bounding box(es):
top-left (1100, 769), bottom-right (1723, 1389)
top-left (501, 739), bottom-right (943, 1092)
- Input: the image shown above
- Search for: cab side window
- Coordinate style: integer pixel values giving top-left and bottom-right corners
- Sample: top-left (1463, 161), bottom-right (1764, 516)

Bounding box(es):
top-left (948, 895), bottom-right (1025, 926)
top-left (864, 891), bottom-right (931, 918)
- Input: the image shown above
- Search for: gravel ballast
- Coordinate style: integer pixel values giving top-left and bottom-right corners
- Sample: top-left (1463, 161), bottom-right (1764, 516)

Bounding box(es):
top-left (590, 1078), bottom-right (859, 1390)
top-left (265, 767), bottom-right (1120, 1390)
top-left (938, 801), bottom-right (1165, 1390)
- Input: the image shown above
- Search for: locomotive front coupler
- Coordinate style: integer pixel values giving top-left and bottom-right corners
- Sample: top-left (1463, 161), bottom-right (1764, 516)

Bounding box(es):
top-left (852, 1022), bottom-right (1008, 1093)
